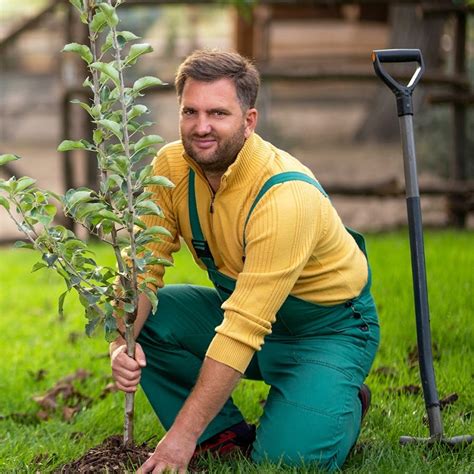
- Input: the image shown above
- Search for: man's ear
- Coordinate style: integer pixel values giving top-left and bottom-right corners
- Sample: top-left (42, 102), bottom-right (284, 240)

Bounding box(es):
top-left (244, 108), bottom-right (258, 138)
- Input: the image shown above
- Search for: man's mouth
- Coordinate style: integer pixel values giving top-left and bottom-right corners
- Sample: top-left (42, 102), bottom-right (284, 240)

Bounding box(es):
top-left (192, 137), bottom-right (217, 150)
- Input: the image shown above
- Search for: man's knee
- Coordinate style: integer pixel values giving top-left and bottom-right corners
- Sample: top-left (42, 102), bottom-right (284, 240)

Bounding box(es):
top-left (250, 399), bottom-right (358, 471)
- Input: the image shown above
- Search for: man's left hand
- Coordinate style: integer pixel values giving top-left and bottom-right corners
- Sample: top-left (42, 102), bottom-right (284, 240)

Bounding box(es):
top-left (137, 429), bottom-right (197, 474)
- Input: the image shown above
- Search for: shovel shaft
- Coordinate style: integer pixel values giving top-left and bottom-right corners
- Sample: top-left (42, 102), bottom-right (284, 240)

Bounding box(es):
top-left (399, 114), bottom-right (443, 437)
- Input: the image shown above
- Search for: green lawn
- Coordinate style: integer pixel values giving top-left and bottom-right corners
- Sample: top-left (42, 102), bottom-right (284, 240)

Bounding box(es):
top-left (0, 230), bottom-right (473, 473)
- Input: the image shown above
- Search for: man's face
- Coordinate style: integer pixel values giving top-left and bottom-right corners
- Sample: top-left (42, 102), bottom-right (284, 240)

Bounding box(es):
top-left (179, 78), bottom-right (257, 174)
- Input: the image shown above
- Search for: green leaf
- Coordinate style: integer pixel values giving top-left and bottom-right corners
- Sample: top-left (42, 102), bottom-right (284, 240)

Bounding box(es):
top-left (107, 110), bottom-right (122, 123)
top-left (128, 104), bottom-right (149, 121)
top-left (65, 189), bottom-right (93, 209)
top-left (70, 0), bottom-right (83, 14)
top-left (58, 290), bottom-right (68, 319)
top-left (15, 177), bottom-right (36, 192)
top-left (44, 204), bottom-right (57, 217)
top-left (133, 218), bottom-right (147, 230)
top-left (144, 225), bottom-right (173, 238)
top-left (102, 174), bottom-right (123, 193)
top-left (98, 209), bottom-right (122, 224)
top-left (117, 34), bottom-right (126, 49)
top-left (90, 11), bottom-right (108, 34)
top-left (137, 164), bottom-right (152, 181)
top-left (83, 77), bottom-right (93, 89)
top-left (13, 240), bottom-right (34, 249)
top-left (32, 261), bottom-right (47, 272)
top-left (91, 104), bottom-right (101, 118)
top-left (142, 285), bottom-right (158, 314)
top-left (0, 195), bottom-right (10, 210)
top-left (0, 154), bottom-right (20, 166)
top-left (143, 175), bottom-right (174, 188)
top-left (35, 213), bottom-right (53, 226)
top-left (100, 85), bottom-right (111, 103)
top-left (132, 76), bottom-right (164, 93)
top-left (124, 43), bottom-right (153, 66)
top-left (104, 311), bottom-right (118, 342)
top-left (42, 253), bottom-right (58, 267)
top-left (82, 291), bottom-right (100, 306)
top-left (90, 62), bottom-right (120, 87)
top-left (102, 30), bottom-right (140, 54)
top-left (62, 43), bottom-right (93, 64)
top-left (75, 202), bottom-right (105, 220)
top-left (101, 36), bottom-right (113, 55)
top-left (136, 200), bottom-right (164, 217)
top-left (98, 221), bottom-right (113, 236)
top-left (93, 129), bottom-right (103, 145)
top-left (97, 3), bottom-right (119, 27)
top-left (148, 256), bottom-right (173, 266)
top-left (57, 140), bottom-right (87, 152)
top-left (97, 119), bottom-right (122, 139)
top-left (134, 135), bottom-right (164, 154)
top-left (70, 99), bottom-right (94, 117)
top-left (106, 156), bottom-right (128, 176)
top-left (85, 316), bottom-right (101, 337)
top-left (119, 30), bottom-right (140, 42)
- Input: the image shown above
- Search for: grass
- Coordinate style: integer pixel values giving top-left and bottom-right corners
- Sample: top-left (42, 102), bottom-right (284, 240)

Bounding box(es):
top-left (0, 230), bottom-right (473, 473)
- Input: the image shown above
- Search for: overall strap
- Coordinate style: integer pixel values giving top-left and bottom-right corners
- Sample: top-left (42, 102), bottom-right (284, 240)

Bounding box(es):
top-left (188, 169), bottom-right (217, 271)
top-left (243, 171), bottom-right (328, 251)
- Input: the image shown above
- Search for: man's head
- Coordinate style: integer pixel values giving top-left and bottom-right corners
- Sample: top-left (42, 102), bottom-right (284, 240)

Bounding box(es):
top-left (176, 50), bottom-right (260, 175)
top-left (175, 49), bottom-right (260, 111)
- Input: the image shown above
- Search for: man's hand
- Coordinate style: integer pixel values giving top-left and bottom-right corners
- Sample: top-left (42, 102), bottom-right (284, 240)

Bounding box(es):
top-left (138, 357), bottom-right (242, 473)
top-left (110, 341), bottom-right (147, 392)
top-left (137, 428), bottom-right (197, 474)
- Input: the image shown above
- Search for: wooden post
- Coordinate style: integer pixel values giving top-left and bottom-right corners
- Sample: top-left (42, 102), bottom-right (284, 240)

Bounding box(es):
top-left (234, 7), bottom-right (254, 59)
top-left (449, 10), bottom-right (468, 227)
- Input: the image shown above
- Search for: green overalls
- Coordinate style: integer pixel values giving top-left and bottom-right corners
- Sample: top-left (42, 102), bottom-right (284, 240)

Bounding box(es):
top-left (137, 170), bottom-right (380, 470)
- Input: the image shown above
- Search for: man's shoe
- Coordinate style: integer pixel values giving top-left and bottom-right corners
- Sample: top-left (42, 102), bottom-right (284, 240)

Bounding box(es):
top-left (192, 421), bottom-right (256, 461)
top-left (358, 383), bottom-right (371, 421)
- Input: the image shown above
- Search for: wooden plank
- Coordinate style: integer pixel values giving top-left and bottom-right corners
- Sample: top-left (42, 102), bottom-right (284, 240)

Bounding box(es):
top-left (421, 3), bottom-right (474, 15)
top-left (0, 1), bottom-right (59, 51)
top-left (427, 93), bottom-right (474, 105)
top-left (268, 5), bottom-right (343, 20)
top-left (259, 65), bottom-right (471, 89)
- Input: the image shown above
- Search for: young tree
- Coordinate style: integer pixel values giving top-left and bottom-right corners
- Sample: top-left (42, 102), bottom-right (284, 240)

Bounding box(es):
top-left (0, 0), bottom-right (171, 445)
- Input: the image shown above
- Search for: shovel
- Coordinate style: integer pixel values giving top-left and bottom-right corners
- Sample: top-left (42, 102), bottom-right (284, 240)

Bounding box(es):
top-left (372, 48), bottom-right (472, 447)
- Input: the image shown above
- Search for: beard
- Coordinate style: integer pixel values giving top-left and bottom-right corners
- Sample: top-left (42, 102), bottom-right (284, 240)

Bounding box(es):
top-left (181, 124), bottom-right (247, 174)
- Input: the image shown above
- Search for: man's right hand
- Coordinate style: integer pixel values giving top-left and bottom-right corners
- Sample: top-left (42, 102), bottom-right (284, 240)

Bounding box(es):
top-left (110, 341), bottom-right (147, 393)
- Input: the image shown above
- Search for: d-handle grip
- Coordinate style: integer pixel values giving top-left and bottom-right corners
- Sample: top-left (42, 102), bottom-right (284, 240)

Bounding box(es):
top-left (372, 49), bottom-right (425, 116)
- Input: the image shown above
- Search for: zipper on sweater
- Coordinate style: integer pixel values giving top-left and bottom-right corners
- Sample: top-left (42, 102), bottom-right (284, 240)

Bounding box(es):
top-left (210, 195), bottom-right (215, 213)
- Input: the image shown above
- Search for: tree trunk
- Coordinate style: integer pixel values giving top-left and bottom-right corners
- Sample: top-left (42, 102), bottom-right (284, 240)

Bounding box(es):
top-left (355, 5), bottom-right (445, 142)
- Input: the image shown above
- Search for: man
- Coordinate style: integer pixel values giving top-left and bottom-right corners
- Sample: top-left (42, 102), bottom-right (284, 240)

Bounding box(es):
top-left (110, 50), bottom-right (380, 473)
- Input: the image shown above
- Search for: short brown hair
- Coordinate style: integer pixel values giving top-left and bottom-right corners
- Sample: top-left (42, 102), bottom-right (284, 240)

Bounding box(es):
top-left (175, 49), bottom-right (260, 110)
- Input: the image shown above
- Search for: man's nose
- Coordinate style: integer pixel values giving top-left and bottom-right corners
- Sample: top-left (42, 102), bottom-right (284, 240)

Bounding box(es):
top-left (194, 114), bottom-right (212, 135)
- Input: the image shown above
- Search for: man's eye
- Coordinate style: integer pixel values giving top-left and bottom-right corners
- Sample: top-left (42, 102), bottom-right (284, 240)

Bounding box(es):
top-left (213, 111), bottom-right (225, 117)
top-left (182, 109), bottom-right (194, 116)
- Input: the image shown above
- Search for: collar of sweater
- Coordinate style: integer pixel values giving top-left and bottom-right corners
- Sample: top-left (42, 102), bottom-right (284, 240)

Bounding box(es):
top-left (181, 132), bottom-right (272, 191)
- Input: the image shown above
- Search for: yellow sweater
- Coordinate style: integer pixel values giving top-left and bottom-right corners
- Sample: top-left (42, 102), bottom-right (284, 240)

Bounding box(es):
top-left (142, 133), bottom-right (368, 373)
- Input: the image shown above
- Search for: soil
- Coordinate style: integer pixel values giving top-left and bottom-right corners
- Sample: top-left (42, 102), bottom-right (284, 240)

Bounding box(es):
top-left (56, 435), bottom-right (151, 473)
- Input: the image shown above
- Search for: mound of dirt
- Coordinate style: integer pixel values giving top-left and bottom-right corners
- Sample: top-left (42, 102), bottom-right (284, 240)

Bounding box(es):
top-left (56, 435), bottom-right (151, 473)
